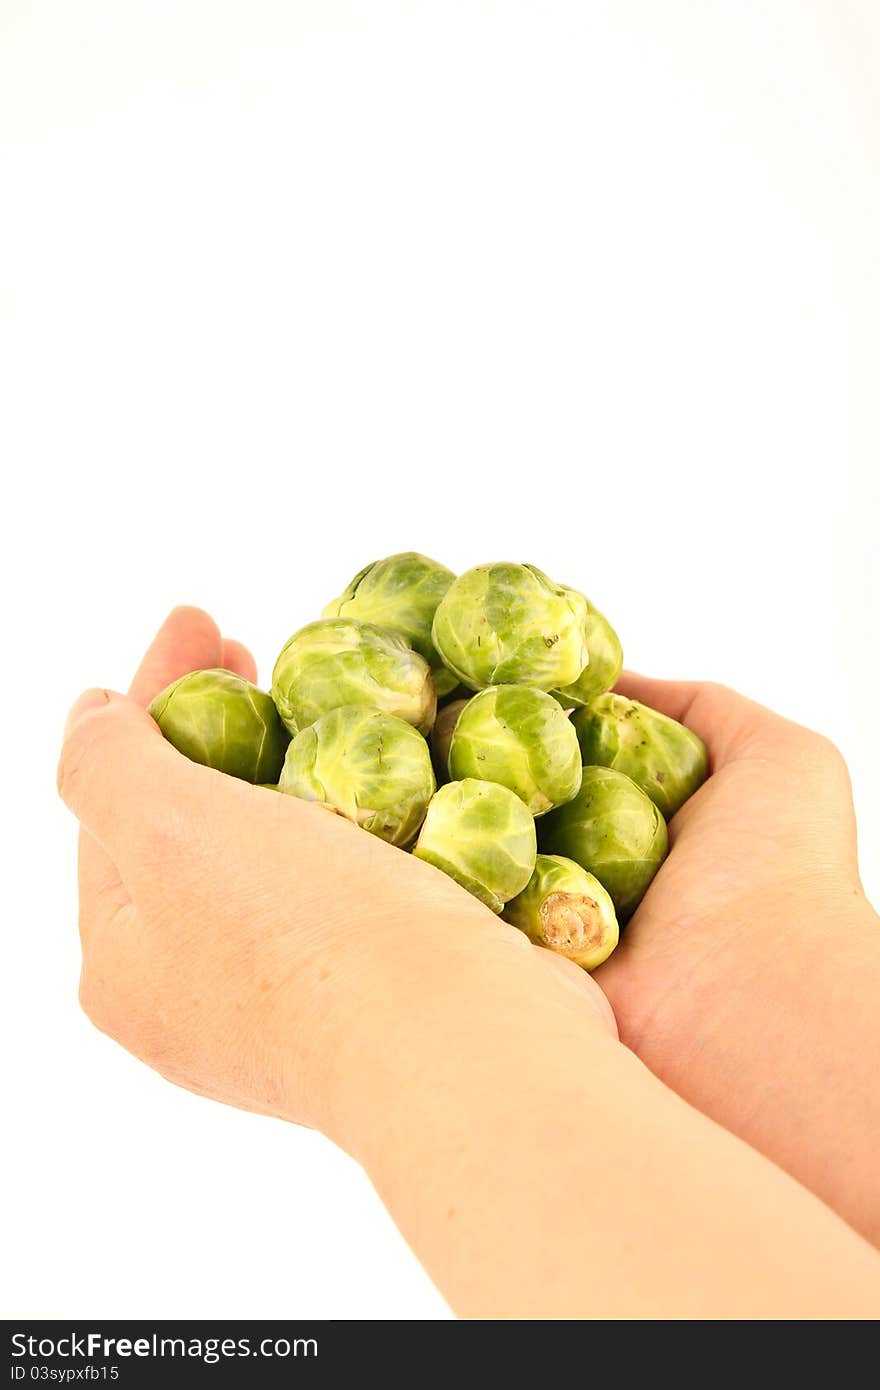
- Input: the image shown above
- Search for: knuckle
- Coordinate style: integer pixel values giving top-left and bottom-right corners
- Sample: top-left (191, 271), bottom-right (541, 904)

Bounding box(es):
top-left (57, 701), bottom-right (119, 805)
top-left (78, 968), bottom-right (111, 1033)
top-left (813, 732), bottom-right (849, 775)
top-left (78, 969), bottom-right (168, 1065)
top-left (77, 971), bottom-right (94, 1018)
top-left (56, 732), bottom-right (87, 806)
top-left (697, 681), bottom-right (733, 713)
top-left (136, 1028), bottom-right (179, 1073)
top-left (78, 957), bottom-right (132, 1041)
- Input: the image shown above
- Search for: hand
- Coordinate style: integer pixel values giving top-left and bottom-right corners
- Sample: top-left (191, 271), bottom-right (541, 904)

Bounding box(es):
top-left (57, 613), bottom-right (880, 1315)
top-left (594, 673), bottom-right (880, 1243)
top-left (57, 607), bottom-right (613, 1138)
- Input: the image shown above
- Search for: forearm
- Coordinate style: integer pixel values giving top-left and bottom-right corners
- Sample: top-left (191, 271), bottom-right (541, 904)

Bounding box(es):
top-left (605, 891), bottom-right (880, 1248)
top-left (315, 921), bottom-right (880, 1319)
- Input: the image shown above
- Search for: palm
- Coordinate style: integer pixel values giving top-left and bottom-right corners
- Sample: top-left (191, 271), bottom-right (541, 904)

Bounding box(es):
top-left (592, 674), bottom-right (859, 1047)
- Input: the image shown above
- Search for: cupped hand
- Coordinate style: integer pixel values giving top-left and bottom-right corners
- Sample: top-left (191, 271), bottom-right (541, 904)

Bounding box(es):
top-left (58, 617), bottom-right (880, 1278)
top-left (594, 672), bottom-right (864, 1035)
top-left (57, 607), bottom-right (614, 1140)
top-left (592, 672), bottom-right (880, 1243)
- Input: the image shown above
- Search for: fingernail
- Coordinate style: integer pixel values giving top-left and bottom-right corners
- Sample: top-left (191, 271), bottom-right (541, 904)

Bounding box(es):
top-left (64, 688), bottom-right (112, 739)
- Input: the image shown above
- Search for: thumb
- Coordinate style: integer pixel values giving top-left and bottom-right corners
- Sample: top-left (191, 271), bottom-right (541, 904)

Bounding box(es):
top-left (64, 687), bottom-right (115, 738)
top-left (613, 672), bottom-right (810, 771)
top-left (57, 688), bottom-right (205, 875)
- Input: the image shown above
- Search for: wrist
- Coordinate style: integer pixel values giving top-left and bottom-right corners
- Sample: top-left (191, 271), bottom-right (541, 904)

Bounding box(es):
top-left (298, 906), bottom-right (614, 1159)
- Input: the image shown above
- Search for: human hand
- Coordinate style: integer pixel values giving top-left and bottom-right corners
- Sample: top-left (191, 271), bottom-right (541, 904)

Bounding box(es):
top-left (58, 616), bottom-right (880, 1315)
top-left (57, 606), bottom-right (613, 1140)
top-left (594, 673), bottom-right (880, 1242)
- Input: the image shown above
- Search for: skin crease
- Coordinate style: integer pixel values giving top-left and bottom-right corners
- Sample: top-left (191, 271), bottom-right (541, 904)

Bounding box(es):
top-left (57, 608), bottom-right (880, 1319)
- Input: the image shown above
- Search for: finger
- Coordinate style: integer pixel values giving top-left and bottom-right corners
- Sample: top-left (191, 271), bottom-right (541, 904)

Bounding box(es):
top-left (128, 606), bottom-right (224, 707)
top-left (613, 671), bottom-right (793, 770)
top-left (530, 946), bottom-right (619, 1038)
top-left (613, 672), bottom-right (703, 724)
top-left (58, 688), bottom-right (210, 877)
top-left (221, 638), bottom-right (258, 683)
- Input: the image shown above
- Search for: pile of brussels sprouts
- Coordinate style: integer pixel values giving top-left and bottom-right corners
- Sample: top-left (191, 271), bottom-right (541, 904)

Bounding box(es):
top-left (148, 556), bottom-right (708, 972)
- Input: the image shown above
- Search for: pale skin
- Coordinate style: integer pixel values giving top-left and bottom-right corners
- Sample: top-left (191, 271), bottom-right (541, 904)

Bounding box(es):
top-left (57, 608), bottom-right (880, 1319)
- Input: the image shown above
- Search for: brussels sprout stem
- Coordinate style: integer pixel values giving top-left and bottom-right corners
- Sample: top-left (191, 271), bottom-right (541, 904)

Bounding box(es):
top-left (539, 892), bottom-right (609, 955)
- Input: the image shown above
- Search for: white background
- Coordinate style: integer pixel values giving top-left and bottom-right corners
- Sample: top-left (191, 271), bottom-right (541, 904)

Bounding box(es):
top-left (2, 1), bottom-right (878, 1319)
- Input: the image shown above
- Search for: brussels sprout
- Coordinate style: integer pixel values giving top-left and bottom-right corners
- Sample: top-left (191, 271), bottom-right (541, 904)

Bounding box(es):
top-left (271, 618), bottom-right (436, 737)
top-left (539, 766), bottom-right (668, 920)
top-left (448, 685), bottom-right (581, 816)
top-left (148, 669), bottom-right (289, 784)
top-left (430, 697), bottom-right (469, 784)
top-left (431, 563), bottom-right (590, 692)
top-left (552, 600), bottom-right (623, 708)
top-left (503, 854), bottom-right (619, 971)
top-left (572, 694), bottom-right (708, 819)
top-left (279, 705), bottom-right (435, 847)
top-left (323, 552), bottom-right (459, 697)
top-left (413, 779), bottom-right (537, 913)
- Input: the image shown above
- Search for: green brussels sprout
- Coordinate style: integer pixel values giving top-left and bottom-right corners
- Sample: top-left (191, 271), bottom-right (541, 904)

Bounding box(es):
top-left (279, 705), bottom-right (435, 847)
top-left (431, 563), bottom-right (590, 693)
top-left (413, 778), bottom-right (537, 913)
top-left (148, 669), bottom-right (289, 784)
top-left (503, 854), bottom-right (619, 971)
top-left (448, 685), bottom-right (581, 816)
top-left (271, 618), bottom-right (436, 737)
top-left (323, 552), bottom-right (459, 698)
top-left (429, 697), bottom-right (470, 784)
top-left (572, 694), bottom-right (708, 819)
top-left (539, 766), bottom-right (668, 920)
top-left (552, 599), bottom-right (623, 708)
